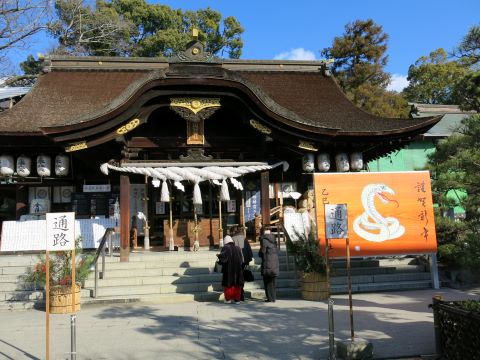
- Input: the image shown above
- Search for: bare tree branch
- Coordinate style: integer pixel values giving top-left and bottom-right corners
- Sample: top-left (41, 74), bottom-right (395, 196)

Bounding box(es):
top-left (0, 0), bottom-right (51, 61)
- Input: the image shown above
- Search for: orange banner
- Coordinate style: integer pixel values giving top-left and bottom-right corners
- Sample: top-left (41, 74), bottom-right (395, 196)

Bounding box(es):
top-left (314, 171), bottom-right (437, 257)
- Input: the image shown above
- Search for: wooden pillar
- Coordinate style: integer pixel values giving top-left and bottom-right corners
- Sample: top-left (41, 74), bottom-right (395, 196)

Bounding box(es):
top-left (260, 171), bottom-right (270, 227)
top-left (15, 185), bottom-right (28, 220)
top-left (120, 175), bottom-right (130, 262)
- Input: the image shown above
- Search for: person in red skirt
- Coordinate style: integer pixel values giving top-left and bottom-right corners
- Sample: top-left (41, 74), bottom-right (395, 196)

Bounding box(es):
top-left (217, 235), bottom-right (244, 304)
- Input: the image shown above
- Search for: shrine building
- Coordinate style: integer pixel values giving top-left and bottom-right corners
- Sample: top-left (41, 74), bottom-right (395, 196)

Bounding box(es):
top-left (0, 38), bottom-right (442, 260)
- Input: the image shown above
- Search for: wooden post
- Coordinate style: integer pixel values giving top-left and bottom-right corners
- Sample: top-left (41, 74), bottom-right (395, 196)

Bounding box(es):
top-left (168, 196), bottom-right (174, 250)
top-left (120, 175), bottom-right (130, 262)
top-left (346, 237), bottom-right (354, 340)
top-left (45, 250), bottom-right (50, 360)
top-left (218, 200), bottom-right (223, 242)
top-left (260, 171), bottom-right (270, 227)
top-left (193, 205), bottom-right (199, 245)
top-left (240, 192), bottom-right (246, 237)
top-left (143, 175), bottom-right (150, 250)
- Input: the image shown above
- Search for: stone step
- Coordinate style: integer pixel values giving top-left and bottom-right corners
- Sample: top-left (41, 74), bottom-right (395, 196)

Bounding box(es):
top-left (0, 289), bottom-right (44, 302)
top-left (0, 266), bottom-right (32, 275)
top-left (0, 274), bottom-right (29, 283)
top-left (331, 259), bottom-right (380, 268)
top-left (86, 277), bottom-right (299, 298)
top-left (84, 271), bottom-right (297, 288)
top-left (0, 282), bottom-right (38, 292)
top-left (331, 264), bottom-right (428, 276)
top-left (0, 255), bottom-right (39, 266)
top-left (80, 287), bottom-right (301, 306)
top-left (99, 256), bottom-right (293, 268)
top-left (330, 272), bottom-right (432, 285)
top-left (0, 300), bottom-right (39, 311)
top-left (94, 262), bottom-right (294, 278)
top-left (331, 279), bottom-right (431, 294)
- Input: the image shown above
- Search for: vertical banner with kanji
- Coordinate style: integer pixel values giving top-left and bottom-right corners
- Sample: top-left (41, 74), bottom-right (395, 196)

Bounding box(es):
top-left (315, 171), bottom-right (437, 258)
top-left (46, 212), bottom-right (75, 251)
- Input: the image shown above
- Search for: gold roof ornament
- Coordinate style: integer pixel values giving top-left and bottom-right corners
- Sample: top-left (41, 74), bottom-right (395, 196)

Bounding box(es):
top-left (192, 28), bottom-right (199, 40)
top-left (65, 141), bottom-right (88, 152)
top-left (298, 140), bottom-right (318, 152)
top-left (249, 119), bottom-right (272, 135)
top-left (170, 97), bottom-right (221, 119)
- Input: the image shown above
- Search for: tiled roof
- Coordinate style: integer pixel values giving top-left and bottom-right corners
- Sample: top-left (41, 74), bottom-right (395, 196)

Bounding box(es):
top-left (0, 57), bottom-right (440, 138)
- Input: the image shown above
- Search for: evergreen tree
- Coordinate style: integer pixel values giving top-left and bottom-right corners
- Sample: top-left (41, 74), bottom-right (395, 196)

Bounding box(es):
top-left (403, 49), bottom-right (467, 105)
top-left (321, 19), bottom-right (409, 118)
top-left (48, 0), bottom-right (243, 58)
top-left (427, 114), bottom-right (480, 269)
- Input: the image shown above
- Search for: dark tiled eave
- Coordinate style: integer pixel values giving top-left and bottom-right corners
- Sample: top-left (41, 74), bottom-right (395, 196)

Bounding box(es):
top-left (0, 56), bottom-right (441, 141)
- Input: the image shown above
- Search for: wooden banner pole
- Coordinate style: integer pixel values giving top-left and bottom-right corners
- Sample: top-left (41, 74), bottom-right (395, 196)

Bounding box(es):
top-left (45, 250), bottom-right (50, 360)
top-left (346, 237), bottom-right (354, 340)
top-left (169, 196), bottom-right (174, 251)
top-left (323, 204), bottom-right (330, 297)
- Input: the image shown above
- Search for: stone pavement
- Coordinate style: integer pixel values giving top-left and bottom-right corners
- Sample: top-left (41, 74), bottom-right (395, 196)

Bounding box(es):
top-left (0, 288), bottom-right (478, 360)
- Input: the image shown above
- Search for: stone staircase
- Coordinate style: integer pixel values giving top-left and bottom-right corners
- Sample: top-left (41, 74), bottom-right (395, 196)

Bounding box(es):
top-left (80, 248), bottom-right (300, 305)
top-left (0, 254), bottom-right (48, 311)
top-left (330, 257), bottom-right (432, 293)
top-left (0, 247), bottom-right (432, 311)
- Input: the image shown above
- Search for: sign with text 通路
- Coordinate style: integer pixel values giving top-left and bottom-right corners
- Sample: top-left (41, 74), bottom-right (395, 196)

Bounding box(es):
top-left (46, 212), bottom-right (75, 251)
top-left (325, 204), bottom-right (348, 239)
top-left (315, 171), bottom-right (437, 258)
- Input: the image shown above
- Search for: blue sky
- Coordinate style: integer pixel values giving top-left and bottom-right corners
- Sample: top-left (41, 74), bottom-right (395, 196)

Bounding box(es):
top-left (6, 0), bottom-right (480, 91)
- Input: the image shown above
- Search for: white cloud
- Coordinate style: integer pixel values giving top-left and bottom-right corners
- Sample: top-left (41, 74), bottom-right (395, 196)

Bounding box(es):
top-left (387, 74), bottom-right (409, 92)
top-left (273, 48), bottom-right (317, 61)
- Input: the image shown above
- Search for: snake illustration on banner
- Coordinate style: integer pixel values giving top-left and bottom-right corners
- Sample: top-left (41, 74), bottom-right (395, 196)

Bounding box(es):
top-left (353, 183), bottom-right (405, 242)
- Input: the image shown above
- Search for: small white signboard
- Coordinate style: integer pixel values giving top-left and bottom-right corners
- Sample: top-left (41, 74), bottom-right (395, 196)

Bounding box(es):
top-left (325, 204), bottom-right (348, 239)
top-left (283, 211), bottom-right (310, 242)
top-left (83, 184), bottom-right (111, 192)
top-left (227, 200), bottom-right (236, 213)
top-left (46, 212), bottom-right (75, 251)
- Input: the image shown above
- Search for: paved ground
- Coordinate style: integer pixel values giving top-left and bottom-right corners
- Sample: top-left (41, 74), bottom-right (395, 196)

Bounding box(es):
top-left (0, 287), bottom-right (478, 360)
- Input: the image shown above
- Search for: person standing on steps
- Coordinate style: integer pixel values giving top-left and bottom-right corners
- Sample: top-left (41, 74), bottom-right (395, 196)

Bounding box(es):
top-left (231, 226), bottom-right (253, 301)
top-left (217, 235), bottom-right (244, 304)
top-left (259, 226), bottom-right (279, 302)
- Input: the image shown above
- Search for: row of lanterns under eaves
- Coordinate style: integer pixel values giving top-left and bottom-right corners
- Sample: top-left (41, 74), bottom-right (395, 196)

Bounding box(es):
top-left (0, 154), bottom-right (69, 177)
top-left (301, 152), bottom-right (364, 172)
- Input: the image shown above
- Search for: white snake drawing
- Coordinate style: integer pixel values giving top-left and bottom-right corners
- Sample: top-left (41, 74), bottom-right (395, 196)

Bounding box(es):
top-left (353, 183), bottom-right (405, 242)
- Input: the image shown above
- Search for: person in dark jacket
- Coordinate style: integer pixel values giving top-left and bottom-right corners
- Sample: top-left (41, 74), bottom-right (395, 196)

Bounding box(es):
top-left (259, 227), bottom-right (279, 302)
top-left (217, 235), bottom-right (244, 304)
top-left (231, 226), bottom-right (253, 301)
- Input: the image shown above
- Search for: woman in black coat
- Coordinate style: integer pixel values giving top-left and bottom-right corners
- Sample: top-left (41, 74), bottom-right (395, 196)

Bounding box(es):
top-left (259, 227), bottom-right (279, 302)
top-left (217, 235), bottom-right (244, 304)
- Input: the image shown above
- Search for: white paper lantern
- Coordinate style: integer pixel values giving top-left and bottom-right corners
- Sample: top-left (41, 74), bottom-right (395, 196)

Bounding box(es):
top-left (350, 152), bottom-right (364, 171)
top-left (16, 155), bottom-right (31, 177)
top-left (316, 153), bottom-right (331, 172)
top-left (302, 153), bottom-right (315, 172)
top-left (37, 155), bottom-right (51, 177)
top-left (0, 154), bottom-right (14, 176)
top-left (335, 153), bottom-right (350, 172)
top-left (54, 154), bottom-right (69, 176)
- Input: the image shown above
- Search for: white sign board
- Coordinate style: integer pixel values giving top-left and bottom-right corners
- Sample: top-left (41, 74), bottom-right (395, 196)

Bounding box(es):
top-left (325, 204), bottom-right (348, 239)
top-left (46, 212), bottom-right (75, 251)
top-left (283, 211), bottom-right (310, 242)
top-left (1, 218), bottom-right (117, 252)
top-left (83, 184), bottom-right (111, 192)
